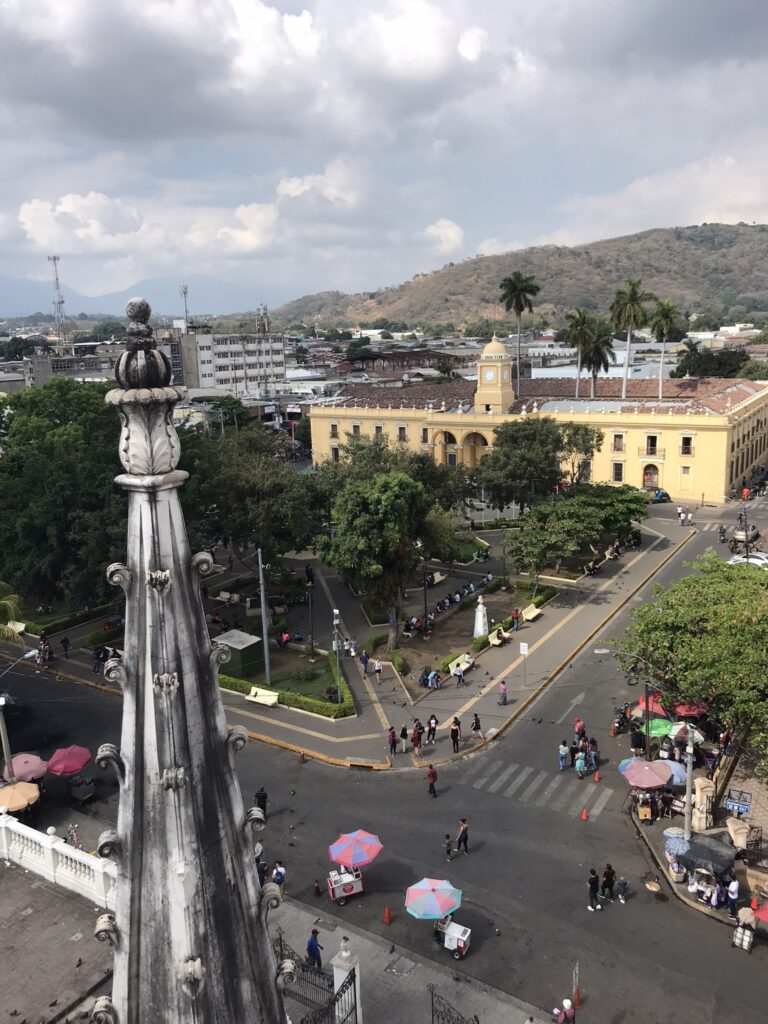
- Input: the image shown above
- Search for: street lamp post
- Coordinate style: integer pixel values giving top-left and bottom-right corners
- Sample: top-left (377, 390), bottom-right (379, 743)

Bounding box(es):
top-left (332, 608), bottom-right (342, 704)
top-left (257, 547), bottom-right (272, 688)
top-left (0, 697), bottom-right (15, 784)
top-left (307, 582), bottom-right (315, 661)
top-left (684, 737), bottom-right (695, 842)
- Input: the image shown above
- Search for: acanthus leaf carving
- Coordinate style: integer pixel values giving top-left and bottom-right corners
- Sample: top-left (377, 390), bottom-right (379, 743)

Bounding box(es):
top-left (147, 569), bottom-right (171, 590)
top-left (161, 767), bottom-right (186, 791)
top-left (153, 671), bottom-right (179, 695)
top-left (179, 956), bottom-right (205, 997)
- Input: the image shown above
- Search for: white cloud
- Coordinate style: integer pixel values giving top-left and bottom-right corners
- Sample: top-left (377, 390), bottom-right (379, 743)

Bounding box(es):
top-left (276, 159), bottom-right (361, 209)
top-left (458, 27), bottom-right (488, 62)
top-left (424, 217), bottom-right (464, 254)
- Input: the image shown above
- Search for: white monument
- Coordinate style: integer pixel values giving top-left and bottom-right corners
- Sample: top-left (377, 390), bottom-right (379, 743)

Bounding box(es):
top-left (473, 594), bottom-right (489, 638)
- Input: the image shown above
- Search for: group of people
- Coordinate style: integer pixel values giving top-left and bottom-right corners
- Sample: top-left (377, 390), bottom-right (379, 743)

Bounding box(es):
top-left (676, 505), bottom-right (694, 527)
top-left (389, 713), bottom-right (483, 757)
top-left (587, 863), bottom-right (628, 910)
top-left (558, 716), bottom-right (599, 778)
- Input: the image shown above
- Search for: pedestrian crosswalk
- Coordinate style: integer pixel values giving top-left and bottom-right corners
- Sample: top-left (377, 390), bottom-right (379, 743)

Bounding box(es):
top-left (456, 757), bottom-right (620, 819)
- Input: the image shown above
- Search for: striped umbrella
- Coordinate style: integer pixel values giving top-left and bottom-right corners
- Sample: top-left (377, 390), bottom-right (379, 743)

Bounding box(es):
top-left (405, 878), bottom-right (462, 920)
top-left (328, 830), bottom-right (383, 868)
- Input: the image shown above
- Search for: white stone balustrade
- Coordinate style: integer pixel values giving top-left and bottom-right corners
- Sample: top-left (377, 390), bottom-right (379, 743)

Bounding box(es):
top-left (0, 811), bottom-right (116, 909)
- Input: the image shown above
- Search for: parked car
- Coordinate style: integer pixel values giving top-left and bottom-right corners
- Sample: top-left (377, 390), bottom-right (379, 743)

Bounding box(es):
top-left (732, 524), bottom-right (760, 543)
top-left (648, 489), bottom-right (671, 504)
top-left (727, 555), bottom-right (768, 570)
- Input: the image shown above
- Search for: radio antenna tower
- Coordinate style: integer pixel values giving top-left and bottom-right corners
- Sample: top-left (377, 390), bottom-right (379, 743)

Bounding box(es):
top-left (179, 281), bottom-right (190, 329)
top-left (48, 255), bottom-right (67, 348)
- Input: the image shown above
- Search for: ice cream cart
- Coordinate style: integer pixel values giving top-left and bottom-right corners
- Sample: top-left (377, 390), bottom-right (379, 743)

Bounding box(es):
top-left (326, 867), bottom-right (364, 906)
top-left (434, 915), bottom-right (471, 959)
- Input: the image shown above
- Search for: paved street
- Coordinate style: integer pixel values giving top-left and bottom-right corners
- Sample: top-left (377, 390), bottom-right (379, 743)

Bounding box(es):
top-left (3, 503), bottom-right (768, 1021)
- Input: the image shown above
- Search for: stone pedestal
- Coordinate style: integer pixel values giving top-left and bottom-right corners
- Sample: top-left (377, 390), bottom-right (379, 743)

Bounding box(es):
top-left (331, 936), bottom-right (362, 1023)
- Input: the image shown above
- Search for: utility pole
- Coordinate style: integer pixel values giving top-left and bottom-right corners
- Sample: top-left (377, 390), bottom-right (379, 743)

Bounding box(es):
top-left (179, 282), bottom-right (190, 329)
top-left (257, 548), bottom-right (272, 688)
top-left (684, 736), bottom-right (695, 841)
top-left (332, 608), bottom-right (342, 704)
top-left (48, 255), bottom-right (66, 350)
top-left (0, 697), bottom-right (15, 783)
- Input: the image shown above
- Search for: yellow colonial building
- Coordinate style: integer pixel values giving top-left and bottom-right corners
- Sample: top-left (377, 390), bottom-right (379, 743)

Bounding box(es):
top-left (310, 338), bottom-right (768, 504)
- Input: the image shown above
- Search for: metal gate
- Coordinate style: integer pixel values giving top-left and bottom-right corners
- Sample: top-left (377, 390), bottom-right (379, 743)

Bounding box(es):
top-left (430, 984), bottom-right (479, 1024)
top-left (272, 928), bottom-right (357, 1024)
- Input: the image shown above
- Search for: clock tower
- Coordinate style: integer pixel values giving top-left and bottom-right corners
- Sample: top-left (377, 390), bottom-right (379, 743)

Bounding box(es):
top-left (474, 335), bottom-right (515, 413)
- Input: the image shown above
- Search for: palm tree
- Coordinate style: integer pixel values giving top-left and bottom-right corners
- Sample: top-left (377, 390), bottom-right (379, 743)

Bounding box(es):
top-left (0, 583), bottom-right (23, 647)
top-left (649, 299), bottom-right (683, 400)
top-left (563, 307), bottom-right (594, 399)
top-left (610, 277), bottom-right (657, 400)
top-left (499, 271), bottom-right (541, 397)
top-left (581, 317), bottom-right (616, 398)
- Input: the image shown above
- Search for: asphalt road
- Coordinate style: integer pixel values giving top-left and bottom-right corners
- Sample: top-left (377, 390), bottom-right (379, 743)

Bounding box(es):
top-left (4, 508), bottom-right (768, 1023)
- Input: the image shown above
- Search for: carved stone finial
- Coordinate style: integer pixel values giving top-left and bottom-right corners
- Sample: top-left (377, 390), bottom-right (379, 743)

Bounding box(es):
top-left (90, 995), bottom-right (116, 1023)
top-left (114, 297), bottom-right (172, 389)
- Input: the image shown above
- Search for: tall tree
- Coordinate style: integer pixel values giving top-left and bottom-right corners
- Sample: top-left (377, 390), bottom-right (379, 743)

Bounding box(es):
top-left (0, 583), bottom-right (23, 646)
top-left (649, 299), bottom-right (683, 400)
top-left (581, 317), bottom-right (616, 398)
top-left (563, 307), bottom-right (594, 399)
top-left (559, 424), bottom-right (605, 484)
top-left (610, 278), bottom-right (656, 400)
top-left (499, 271), bottom-right (541, 397)
top-left (477, 418), bottom-right (562, 513)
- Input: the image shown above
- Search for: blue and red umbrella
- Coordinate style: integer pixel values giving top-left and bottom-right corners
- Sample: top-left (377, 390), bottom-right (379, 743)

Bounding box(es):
top-left (328, 829), bottom-right (383, 868)
top-left (405, 878), bottom-right (462, 919)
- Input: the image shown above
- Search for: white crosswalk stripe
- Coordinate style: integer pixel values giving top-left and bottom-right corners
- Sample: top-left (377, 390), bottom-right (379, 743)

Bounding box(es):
top-left (456, 759), bottom-right (616, 818)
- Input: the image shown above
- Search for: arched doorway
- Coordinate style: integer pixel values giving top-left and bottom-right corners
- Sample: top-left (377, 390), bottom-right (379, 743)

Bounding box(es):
top-left (433, 430), bottom-right (458, 466)
top-left (461, 431), bottom-right (490, 469)
top-left (643, 464), bottom-right (659, 489)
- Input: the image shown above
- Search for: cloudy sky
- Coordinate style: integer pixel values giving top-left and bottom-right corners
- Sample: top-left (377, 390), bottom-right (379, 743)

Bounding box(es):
top-left (2, 0), bottom-right (768, 308)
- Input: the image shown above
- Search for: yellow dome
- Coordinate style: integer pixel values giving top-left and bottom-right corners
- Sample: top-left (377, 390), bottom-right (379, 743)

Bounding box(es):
top-left (481, 335), bottom-right (508, 358)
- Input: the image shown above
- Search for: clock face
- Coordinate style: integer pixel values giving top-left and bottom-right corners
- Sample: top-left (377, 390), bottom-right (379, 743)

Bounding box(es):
top-left (483, 368), bottom-right (496, 382)
top-left (501, 368), bottom-right (509, 382)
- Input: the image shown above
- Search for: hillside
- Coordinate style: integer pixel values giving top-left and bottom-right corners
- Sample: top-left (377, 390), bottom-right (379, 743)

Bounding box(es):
top-left (273, 223), bottom-right (768, 327)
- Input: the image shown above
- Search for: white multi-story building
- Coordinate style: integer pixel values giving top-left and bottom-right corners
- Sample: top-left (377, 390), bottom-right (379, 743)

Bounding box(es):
top-left (156, 326), bottom-right (286, 396)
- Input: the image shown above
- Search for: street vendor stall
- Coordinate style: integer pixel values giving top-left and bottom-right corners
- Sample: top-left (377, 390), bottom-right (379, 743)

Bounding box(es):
top-left (326, 829), bottom-right (382, 906)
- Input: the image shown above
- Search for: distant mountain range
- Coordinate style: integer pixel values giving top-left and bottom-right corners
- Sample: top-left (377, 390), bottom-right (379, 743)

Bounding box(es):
top-left (5, 223), bottom-right (768, 325)
top-left (272, 223), bottom-right (768, 327)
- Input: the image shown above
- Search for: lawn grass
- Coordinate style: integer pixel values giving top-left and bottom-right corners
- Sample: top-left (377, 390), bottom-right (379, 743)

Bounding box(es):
top-left (268, 664), bottom-right (336, 700)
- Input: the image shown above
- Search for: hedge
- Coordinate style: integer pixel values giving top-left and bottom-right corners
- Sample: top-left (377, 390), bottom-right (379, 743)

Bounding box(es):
top-left (390, 649), bottom-right (408, 675)
top-left (472, 635), bottom-right (490, 653)
top-left (86, 625), bottom-right (123, 648)
top-left (25, 601), bottom-right (122, 637)
top-left (218, 651), bottom-right (355, 720)
top-left (440, 650), bottom-right (465, 672)
top-left (516, 580), bottom-right (557, 607)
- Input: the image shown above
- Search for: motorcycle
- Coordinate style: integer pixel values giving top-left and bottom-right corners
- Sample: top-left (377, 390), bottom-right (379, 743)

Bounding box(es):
top-left (718, 526), bottom-right (727, 544)
top-left (612, 702), bottom-right (631, 735)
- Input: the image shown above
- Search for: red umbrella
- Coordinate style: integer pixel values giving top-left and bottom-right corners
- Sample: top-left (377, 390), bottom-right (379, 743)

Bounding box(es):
top-left (631, 695), bottom-right (669, 718)
top-left (622, 759), bottom-right (673, 789)
top-left (754, 902), bottom-right (768, 923)
top-left (47, 745), bottom-right (92, 776)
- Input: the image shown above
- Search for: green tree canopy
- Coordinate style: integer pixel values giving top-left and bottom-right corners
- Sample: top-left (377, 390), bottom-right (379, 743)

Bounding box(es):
top-left (670, 343), bottom-right (749, 378)
top-left (559, 424), bottom-right (604, 484)
top-left (477, 418), bottom-right (563, 512)
top-left (737, 359), bottom-right (768, 380)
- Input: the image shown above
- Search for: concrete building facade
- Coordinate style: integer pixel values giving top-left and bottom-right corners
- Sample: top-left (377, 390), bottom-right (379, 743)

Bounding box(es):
top-left (310, 337), bottom-right (768, 503)
top-left (155, 327), bottom-right (286, 395)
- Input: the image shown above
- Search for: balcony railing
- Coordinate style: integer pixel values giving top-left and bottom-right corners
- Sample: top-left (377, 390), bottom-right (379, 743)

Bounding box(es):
top-left (638, 447), bottom-right (665, 458)
top-left (679, 446), bottom-right (694, 456)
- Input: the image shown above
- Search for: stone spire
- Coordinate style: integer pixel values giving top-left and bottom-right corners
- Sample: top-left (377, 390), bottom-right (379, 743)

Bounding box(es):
top-left (92, 300), bottom-right (288, 1023)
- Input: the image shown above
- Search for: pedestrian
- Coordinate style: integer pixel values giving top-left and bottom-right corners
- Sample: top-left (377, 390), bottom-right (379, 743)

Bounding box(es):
top-left (272, 860), bottom-right (286, 897)
top-left (727, 876), bottom-right (739, 919)
top-left (426, 714), bottom-right (438, 745)
top-left (600, 863), bottom-right (616, 901)
top-left (306, 929), bottom-right (323, 969)
top-left (455, 818), bottom-right (469, 856)
top-left (387, 726), bottom-right (397, 757)
top-left (498, 680), bottom-right (508, 705)
top-left (587, 868), bottom-right (602, 911)
top-left (471, 713), bottom-right (483, 741)
top-left (92, 646), bottom-right (104, 674)
top-left (412, 722), bottom-right (422, 755)
top-left (569, 738), bottom-right (579, 767)
top-left (373, 658), bottom-right (382, 683)
top-left (400, 724), bottom-right (408, 753)
top-left (359, 649), bottom-right (369, 673)
top-left (553, 998), bottom-right (576, 1023)
top-left (686, 510), bottom-right (693, 526)
top-left (679, 510), bottom-right (686, 527)
top-left (575, 748), bottom-right (587, 779)
top-left (256, 859), bottom-right (268, 887)
top-left (453, 663), bottom-right (464, 687)
top-left (616, 877), bottom-right (629, 904)
top-left (676, 504), bottom-right (683, 520)
top-left (573, 715), bottom-right (585, 742)
top-left (589, 737), bottom-right (599, 770)
top-left (558, 739), bottom-right (569, 772)
top-left (512, 607), bottom-right (520, 631)
top-left (444, 833), bottom-right (453, 862)
top-left (61, 636), bottom-right (70, 659)
top-left (426, 763), bottom-right (438, 798)
top-left (449, 717), bottom-right (462, 753)
top-left (343, 638), bottom-right (351, 657)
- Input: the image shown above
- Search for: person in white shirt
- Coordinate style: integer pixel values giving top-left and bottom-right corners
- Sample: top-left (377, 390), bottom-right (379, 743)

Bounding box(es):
top-left (727, 877), bottom-right (739, 919)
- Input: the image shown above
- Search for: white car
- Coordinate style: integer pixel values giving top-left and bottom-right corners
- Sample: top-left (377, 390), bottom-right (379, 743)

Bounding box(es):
top-left (727, 554), bottom-right (768, 570)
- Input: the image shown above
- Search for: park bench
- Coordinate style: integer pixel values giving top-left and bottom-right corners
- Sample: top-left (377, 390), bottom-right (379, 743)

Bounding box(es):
top-left (244, 686), bottom-right (279, 707)
top-left (216, 591), bottom-right (231, 603)
top-left (448, 653), bottom-right (475, 675)
top-left (521, 603), bottom-right (542, 622)
top-left (432, 571), bottom-right (447, 586)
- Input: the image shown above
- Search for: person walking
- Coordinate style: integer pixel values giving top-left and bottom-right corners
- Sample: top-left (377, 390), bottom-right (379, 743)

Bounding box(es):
top-left (444, 833), bottom-right (453, 862)
top-left (455, 818), bottom-right (469, 856)
top-left (426, 763), bottom-right (438, 798)
top-left (558, 739), bottom-right (569, 772)
top-left (616, 877), bottom-right (629, 904)
top-left (587, 868), bottom-right (602, 911)
top-left (359, 649), bottom-right (369, 673)
top-left (306, 929), bottom-right (323, 969)
top-left (600, 863), bottom-right (616, 902)
top-left (400, 724), bottom-right (408, 754)
top-left (426, 714), bottom-right (439, 745)
top-left (498, 680), bottom-right (508, 705)
top-left (60, 636), bottom-right (70, 659)
top-left (686, 510), bottom-right (693, 527)
top-left (511, 607), bottom-right (520, 631)
top-left (449, 717), bottom-right (462, 753)
top-left (471, 714), bottom-right (483, 742)
top-left (575, 748), bottom-right (587, 779)
top-left (553, 998), bottom-right (576, 1023)
top-left (373, 657), bottom-right (382, 683)
top-left (272, 861), bottom-right (286, 897)
top-left (387, 726), bottom-right (397, 757)
top-left (412, 721), bottom-right (423, 756)
top-left (589, 737), bottom-right (599, 770)
top-left (727, 876), bottom-right (739, 919)
top-left (453, 662), bottom-right (465, 687)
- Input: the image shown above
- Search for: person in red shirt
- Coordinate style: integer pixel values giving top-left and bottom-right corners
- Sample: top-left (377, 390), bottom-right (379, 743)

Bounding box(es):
top-left (425, 764), bottom-right (438, 798)
top-left (412, 724), bottom-right (422, 754)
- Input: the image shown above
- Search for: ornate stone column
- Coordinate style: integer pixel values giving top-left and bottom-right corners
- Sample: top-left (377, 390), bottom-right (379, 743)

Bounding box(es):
top-left (92, 300), bottom-right (287, 1023)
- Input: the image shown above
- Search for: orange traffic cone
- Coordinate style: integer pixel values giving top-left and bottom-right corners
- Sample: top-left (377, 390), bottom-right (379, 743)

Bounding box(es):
top-left (594, 770), bottom-right (600, 782)
top-left (573, 985), bottom-right (583, 1009)
top-left (383, 904), bottom-right (392, 925)
top-left (609, 721), bottom-right (616, 737)
top-left (751, 895), bottom-right (759, 911)
top-left (581, 807), bottom-right (588, 821)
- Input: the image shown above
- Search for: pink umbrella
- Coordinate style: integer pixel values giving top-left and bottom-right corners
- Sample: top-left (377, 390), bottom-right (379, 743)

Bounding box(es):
top-left (328, 830), bottom-right (383, 868)
top-left (3, 753), bottom-right (48, 783)
top-left (405, 878), bottom-right (462, 919)
top-left (47, 745), bottom-right (92, 776)
top-left (622, 759), bottom-right (673, 789)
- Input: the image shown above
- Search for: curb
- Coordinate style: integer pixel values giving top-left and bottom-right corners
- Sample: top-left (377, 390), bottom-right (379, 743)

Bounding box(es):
top-left (410, 528), bottom-right (698, 769)
top-left (238, 727), bottom-right (391, 771)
